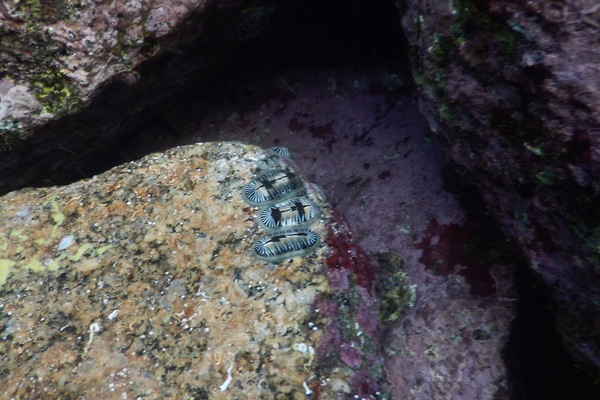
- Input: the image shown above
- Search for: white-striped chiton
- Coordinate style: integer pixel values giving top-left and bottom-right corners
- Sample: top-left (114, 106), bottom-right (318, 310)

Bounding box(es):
top-left (256, 147), bottom-right (296, 171)
top-left (243, 169), bottom-right (305, 206)
top-left (252, 228), bottom-right (320, 262)
top-left (256, 154), bottom-right (294, 171)
top-left (258, 197), bottom-right (321, 232)
top-left (268, 146), bottom-right (294, 160)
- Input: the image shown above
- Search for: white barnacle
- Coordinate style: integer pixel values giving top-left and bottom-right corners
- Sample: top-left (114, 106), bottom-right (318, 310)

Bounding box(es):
top-left (107, 309), bottom-right (119, 320)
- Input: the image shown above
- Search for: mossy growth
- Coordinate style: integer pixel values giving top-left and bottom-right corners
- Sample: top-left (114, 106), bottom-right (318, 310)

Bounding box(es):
top-left (14, 0), bottom-right (74, 25)
top-left (30, 70), bottom-right (83, 116)
top-left (450, 0), bottom-right (521, 57)
top-left (0, 0), bottom-right (84, 120)
top-left (375, 252), bottom-right (416, 324)
top-left (417, 0), bottom-right (525, 128)
top-left (332, 288), bottom-right (367, 338)
top-left (535, 168), bottom-right (556, 186)
top-left (419, 0), bottom-right (523, 89)
top-left (0, 120), bottom-right (23, 152)
top-left (419, 0), bottom-right (567, 193)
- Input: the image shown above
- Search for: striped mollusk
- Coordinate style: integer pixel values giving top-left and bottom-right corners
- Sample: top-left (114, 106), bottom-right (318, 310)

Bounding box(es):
top-left (258, 197), bottom-right (321, 232)
top-left (252, 228), bottom-right (320, 262)
top-left (267, 146), bottom-right (294, 160)
top-left (243, 169), bottom-right (305, 206)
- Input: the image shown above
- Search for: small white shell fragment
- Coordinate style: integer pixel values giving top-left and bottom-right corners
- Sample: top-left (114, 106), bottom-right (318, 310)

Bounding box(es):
top-left (219, 362), bottom-right (234, 391)
top-left (107, 309), bottom-right (119, 320)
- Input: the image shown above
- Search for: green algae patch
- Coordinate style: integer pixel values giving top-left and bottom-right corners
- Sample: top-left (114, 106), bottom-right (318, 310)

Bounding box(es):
top-left (0, 0), bottom-right (84, 130)
top-left (0, 260), bottom-right (17, 286)
top-left (0, 120), bottom-right (23, 152)
top-left (31, 71), bottom-right (83, 117)
top-left (0, 241), bottom-right (114, 286)
top-left (96, 244), bottom-right (113, 256)
top-left (33, 237), bottom-right (51, 246)
top-left (14, 0), bottom-right (74, 25)
top-left (68, 243), bottom-right (94, 262)
top-left (47, 196), bottom-right (66, 237)
top-left (1, 29), bottom-right (83, 119)
top-left (375, 252), bottom-right (416, 324)
top-left (23, 259), bottom-right (46, 273)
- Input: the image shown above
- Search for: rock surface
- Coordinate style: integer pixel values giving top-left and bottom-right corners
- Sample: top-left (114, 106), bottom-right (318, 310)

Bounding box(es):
top-left (0, 142), bottom-right (384, 399)
top-left (401, 0), bottom-right (600, 374)
top-left (3, 0), bottom-right (577, 394)
top-left (156, 64), bottom-right (519, 399)
top-left (0, 0), bottom-right (284, 193)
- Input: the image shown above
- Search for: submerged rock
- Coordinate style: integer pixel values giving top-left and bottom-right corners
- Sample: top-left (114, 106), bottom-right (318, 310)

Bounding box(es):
top-left (0, 142), bottom-right (383, 399)
top-left (401, 0), bottom-right (600, 375)
top-left (0, 0), bottom-right (285, 193)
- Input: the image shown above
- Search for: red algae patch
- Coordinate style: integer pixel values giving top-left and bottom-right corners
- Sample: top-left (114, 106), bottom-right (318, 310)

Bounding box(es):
top-left (309, 207), bottom-right (384, 399)
top-left (415, 219), bottom-right (498, 296)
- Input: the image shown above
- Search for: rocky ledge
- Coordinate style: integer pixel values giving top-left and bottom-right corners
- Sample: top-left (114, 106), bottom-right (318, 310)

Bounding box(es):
top-left (0, 142), bottom-right (383, 399)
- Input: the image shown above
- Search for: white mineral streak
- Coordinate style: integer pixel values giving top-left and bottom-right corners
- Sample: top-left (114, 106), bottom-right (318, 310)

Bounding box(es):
top-left (219, 361), bottom-right (234, 392)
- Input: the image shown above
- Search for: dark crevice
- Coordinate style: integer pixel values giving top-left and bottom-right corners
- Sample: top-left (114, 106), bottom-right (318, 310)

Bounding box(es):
top-left (443, 162), bottom-right (598, 400)
top-left (504, 266), bottom-right (600, 400)
top-left (0, 0), bottom-right (409, 195)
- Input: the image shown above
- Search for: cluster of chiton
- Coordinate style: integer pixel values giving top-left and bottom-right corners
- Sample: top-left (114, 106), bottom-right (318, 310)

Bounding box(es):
top-left (242, 147), bottom-right (323, 263)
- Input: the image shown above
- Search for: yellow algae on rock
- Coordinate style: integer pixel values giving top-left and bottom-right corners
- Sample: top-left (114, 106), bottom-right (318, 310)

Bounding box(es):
top-left (0, 142), bottom-right (371, 399)
top-left (0, 259), bottom-right (16, 286)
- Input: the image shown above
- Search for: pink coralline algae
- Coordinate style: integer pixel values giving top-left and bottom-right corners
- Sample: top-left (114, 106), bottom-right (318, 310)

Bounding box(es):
top-left (310, 207), bottom-right (385, 398)
top-left (341, 343), bottom-right (365, 368)
top-left (326, 266), bottom-right (351, 291)
top-left (356, 292), bottom-right (379, 336)
top-left (316, 322), bottom-right (343, 365)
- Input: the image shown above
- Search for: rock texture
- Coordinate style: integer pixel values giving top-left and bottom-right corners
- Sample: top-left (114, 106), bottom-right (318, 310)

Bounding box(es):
top-left (0, 0), bottom-right (284, 193)
top-left (0, 142), bottom-right (384, 399)
top-left (401, 0), bottom-right (600, 374)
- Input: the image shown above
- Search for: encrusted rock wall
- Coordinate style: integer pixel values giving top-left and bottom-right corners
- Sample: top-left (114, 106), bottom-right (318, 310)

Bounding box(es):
top-left (400, 0), bottom-right (600, 373)
top-left (0, 0), bottom-right (284, 193)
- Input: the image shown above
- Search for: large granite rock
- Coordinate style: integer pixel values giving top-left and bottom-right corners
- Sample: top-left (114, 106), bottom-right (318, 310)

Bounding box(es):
top-left (0, 0), bottom-right (284, 193)
top-left (401, 0), bottom-right (600, 374)
top-left (0, 142), bottom-right (384, 399)
top-left (168, 64), bottom-right (520, 399)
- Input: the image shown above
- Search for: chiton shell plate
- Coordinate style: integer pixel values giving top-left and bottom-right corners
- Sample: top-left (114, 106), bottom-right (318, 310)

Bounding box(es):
top-left (243, 169), bottom-right (305, 206)
top-left (258, 197), bottom-right (321, 232)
